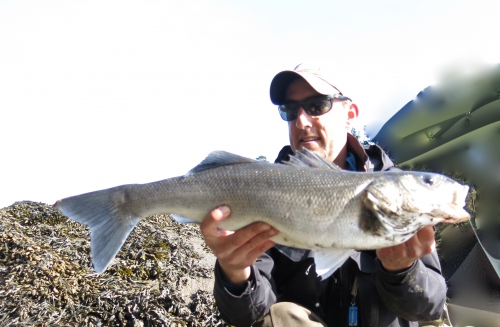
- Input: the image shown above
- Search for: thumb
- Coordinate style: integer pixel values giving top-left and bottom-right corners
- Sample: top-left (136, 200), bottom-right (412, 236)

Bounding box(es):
top-left (212, 205), bottom-right (231, 222)
top-left (200, 205), bottom-right (231, 236)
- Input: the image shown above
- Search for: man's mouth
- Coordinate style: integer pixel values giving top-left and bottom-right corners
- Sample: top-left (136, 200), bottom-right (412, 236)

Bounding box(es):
top-left (301, 137), bottom-right (320, 143)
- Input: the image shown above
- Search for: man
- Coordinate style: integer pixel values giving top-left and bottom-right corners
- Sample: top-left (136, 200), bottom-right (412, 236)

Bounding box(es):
top-left (200, 64), bottom-right (447, 326)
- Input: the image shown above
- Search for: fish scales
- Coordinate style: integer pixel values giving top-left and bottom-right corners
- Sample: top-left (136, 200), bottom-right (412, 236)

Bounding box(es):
top-left (55, 150), bottom-right (470, 274)
top-left (121, 164), bottom-right (371, 248)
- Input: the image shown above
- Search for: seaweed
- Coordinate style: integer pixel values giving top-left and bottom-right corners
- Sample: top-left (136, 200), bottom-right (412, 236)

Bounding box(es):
top-left (0, 201), bottom-right (229, 327)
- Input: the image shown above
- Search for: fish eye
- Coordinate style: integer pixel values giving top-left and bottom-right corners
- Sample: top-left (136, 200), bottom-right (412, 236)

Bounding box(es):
top-left (420, 175), bottom-right (435, 186)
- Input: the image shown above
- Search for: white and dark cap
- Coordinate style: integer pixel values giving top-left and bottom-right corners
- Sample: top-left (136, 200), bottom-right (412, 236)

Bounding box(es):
top-left (270, 63), bottom-right (343, 105)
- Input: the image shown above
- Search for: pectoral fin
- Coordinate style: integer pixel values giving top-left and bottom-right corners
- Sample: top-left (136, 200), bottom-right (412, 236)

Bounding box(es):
top-left (314, 249), bottom-right (355, 279)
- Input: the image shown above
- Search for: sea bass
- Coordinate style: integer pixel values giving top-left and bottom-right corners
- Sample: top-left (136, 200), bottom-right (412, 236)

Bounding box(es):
top-left (54, 150), bottom-right (470, 277)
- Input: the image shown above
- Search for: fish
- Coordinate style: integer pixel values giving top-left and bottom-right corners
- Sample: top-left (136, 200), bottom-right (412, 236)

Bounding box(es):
top-left (54, 150), bottom-right (470, 277)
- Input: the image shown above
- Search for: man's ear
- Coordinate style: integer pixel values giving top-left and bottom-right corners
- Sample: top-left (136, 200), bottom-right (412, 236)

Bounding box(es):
top-left (348, 103), bottom-right (358, 119)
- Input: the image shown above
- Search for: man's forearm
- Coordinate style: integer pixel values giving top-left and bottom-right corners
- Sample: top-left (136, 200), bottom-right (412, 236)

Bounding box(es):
top-left (214, 256), bottom-right (276, 326)
top-left (372, 252), bottom-right (447, 321)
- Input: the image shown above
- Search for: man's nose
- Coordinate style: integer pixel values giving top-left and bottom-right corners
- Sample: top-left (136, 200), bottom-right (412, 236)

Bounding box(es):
top-left (295, 107), bottom-right (313, 129)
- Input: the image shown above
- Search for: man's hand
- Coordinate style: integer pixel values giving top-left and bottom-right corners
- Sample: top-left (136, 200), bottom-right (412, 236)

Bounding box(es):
top-left (376, 226), bottom-right (436, 273)
top-left (200, 206), bottom-right (279, 286)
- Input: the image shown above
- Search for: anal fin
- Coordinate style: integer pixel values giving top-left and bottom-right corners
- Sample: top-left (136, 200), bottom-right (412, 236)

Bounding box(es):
top-left (171, 214), bottom-right (200, 224)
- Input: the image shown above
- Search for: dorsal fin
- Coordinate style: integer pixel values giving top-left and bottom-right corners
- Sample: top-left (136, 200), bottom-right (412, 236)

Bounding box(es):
top-left (187, 150), bottom-right (257, 175)
top-left (284, 149), bottom-right (342, 170)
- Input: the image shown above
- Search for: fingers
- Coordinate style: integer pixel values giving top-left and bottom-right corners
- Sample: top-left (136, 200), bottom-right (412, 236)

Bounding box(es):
top-left (403, 226), bottom-right (435, 258)
top-left (201, 206), bottom-right (277, 254)
top-left (221, 227), bottom-right (278, 265)
top-left (213, 221), bottom-right (278, 262)
top-left (218, 237), bottom-right (277, 285)
top-left (199, 205), bottom-right (279, 284)
top-left (225, 221), bottom-right (275, 251)
top-left (416, 226), bottom-right (436, 253)
top-left (376, 226), bottom-right (437, 272)
top-left (403, 231), bottom-right (424, 258)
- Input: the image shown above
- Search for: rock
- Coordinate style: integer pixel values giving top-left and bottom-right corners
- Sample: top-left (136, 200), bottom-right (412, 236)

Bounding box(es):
top-left (0, 201), bottom-right (229, 326)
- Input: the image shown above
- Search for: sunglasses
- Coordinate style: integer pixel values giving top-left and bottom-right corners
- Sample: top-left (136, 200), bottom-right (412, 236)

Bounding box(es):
top-left (278, 94), bottom-right (352, 121)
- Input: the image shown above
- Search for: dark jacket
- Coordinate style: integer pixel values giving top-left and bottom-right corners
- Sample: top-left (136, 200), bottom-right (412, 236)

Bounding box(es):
top-left (214, 136), bottom-right (447, 327)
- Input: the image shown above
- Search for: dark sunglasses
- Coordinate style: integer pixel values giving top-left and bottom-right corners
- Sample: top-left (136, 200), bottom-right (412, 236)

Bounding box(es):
top-left (278, 94), bottom-right (352, 121)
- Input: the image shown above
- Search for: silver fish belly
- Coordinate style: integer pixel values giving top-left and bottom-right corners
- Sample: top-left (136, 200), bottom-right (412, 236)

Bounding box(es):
top-left (54, 150), bottom-right (470, 275)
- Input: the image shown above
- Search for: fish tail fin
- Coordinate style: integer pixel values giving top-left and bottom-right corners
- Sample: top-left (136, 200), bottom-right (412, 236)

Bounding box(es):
top-left (54, 186), bottom-right (141, 273)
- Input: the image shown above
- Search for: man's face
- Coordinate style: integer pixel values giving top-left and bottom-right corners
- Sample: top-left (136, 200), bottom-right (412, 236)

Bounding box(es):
top-left (285, 78), bottom-right (353, 163)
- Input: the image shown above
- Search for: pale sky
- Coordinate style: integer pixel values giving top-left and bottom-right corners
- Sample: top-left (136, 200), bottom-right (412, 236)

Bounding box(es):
top-left (1, 0), bottom-right (499, 208)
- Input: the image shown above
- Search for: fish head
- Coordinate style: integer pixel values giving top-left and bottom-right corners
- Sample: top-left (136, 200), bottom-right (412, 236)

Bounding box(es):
top-left (362, 172), bottom-right (470, 235)
top-left (398, 172), bottom-right (470, 223)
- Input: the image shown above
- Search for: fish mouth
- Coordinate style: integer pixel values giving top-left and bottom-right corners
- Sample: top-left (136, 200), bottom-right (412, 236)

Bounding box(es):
top-left (437, 205), bottom-right (470, 223)
top-left (453, 184), bottom-right (470, 206)
top-left (432, 185), bottom-right (471, 223)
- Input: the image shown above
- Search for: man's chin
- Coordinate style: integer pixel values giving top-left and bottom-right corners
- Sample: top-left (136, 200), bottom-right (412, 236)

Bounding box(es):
top-left (297, 143), bottom-right (323, 154)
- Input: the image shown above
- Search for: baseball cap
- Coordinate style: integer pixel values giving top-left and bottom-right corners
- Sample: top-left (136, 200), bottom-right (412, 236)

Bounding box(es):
top-left (269, 63), bottom-right (343, 105)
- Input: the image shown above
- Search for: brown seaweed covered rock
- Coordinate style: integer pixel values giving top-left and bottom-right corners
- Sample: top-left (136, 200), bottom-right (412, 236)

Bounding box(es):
top-left (0, 201), bottom-right (228, 327)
